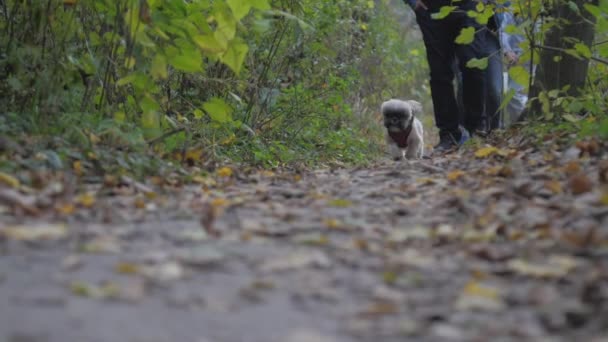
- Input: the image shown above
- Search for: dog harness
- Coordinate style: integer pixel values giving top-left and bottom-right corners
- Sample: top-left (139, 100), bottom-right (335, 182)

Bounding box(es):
top-left (388, 116), bottom-right (414, 148)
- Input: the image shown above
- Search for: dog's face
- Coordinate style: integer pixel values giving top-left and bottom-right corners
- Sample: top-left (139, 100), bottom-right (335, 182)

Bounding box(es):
top-left (381, 100), bottom-right (412, 132)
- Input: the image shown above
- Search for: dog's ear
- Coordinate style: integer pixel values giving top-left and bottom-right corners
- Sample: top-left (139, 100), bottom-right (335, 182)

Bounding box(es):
top-left (406, 100), bottom-right (422, 116)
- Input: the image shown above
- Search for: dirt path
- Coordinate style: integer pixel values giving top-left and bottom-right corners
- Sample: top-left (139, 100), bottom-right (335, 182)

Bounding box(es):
top-left (1, 138), bottom-right (608, 342)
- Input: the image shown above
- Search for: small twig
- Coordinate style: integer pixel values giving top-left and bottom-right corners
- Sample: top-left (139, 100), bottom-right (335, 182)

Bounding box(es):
top-left (536, 44), bottom-right (608, 65)
top-left (146, 127), bottom-right (185, 145)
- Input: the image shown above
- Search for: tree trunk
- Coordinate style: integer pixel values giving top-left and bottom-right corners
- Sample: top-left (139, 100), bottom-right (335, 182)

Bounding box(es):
top-left (525, 0), bottom-right (598, 118)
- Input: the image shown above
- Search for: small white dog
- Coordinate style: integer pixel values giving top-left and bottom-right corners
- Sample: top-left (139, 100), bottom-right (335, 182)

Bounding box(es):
top-left (381, 99), bottom-right (424, 160)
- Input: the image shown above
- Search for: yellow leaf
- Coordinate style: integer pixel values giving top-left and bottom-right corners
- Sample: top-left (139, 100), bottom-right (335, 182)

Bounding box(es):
top-left (474, 146), bottom-right (499, 158)
top-left (327, 199), bottom-right (352, 207)
top-left (261, 170), bottom-right (275, 178)
top-left (184, 149), bottom-right (204, 163)
top-left (211, 197), bottom-right (229, 207)
top-left (463, 281), bottom-right (499, 299)
top-left (89, 133), bottom-right (100, 145)
top-left (456, 280), bottom-right (505, 311)
top-left (56, 203), bottom-right (76, 215)
top-left (73, 160), bottom-right (83, 176)
top-left (447, 170), bottom-right (466, 182)
top-left (416, 177), bottom-right (436, 185)
top-left (220, 135), bottom-right (236, 145)
top-left (70, 281), bottom-right (93, 297)
top-left (601, 192), bottom-right (608, 206)
top-left (115, 262), bottom-right (140, 275)
top-left (382, 271), bottom-right (398, 284)
top-left (0, 172), bottom-right (20, 188)
top-left (216, 167), bottom-right (233, 177)
top-left (544, 180), bottom-right (563, 194)
top-left (323, 218), bottom-right (343, 230)
top-left (134, 197), bottom-right (146, 209)
top-left (76, 193), bottom-right (96, 208)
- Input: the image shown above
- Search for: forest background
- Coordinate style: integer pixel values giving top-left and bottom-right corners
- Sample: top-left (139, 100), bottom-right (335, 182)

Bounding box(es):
top-left (0, 0), bottom-right (607, 176)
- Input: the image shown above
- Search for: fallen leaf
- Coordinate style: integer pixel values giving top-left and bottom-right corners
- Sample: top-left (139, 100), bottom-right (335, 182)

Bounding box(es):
top-left (507, 256), bottom-right (579, 278)
top-left (416, 177), bottom-right (436, 185)
top-left (323, 218), bottom-right (345, 230)
top-left (134, 196), bottom-right (146, 209)
top-left (56, 203), bottom-right (76, 215)
top-left (475, 146), bottom-right (499, 158)
top-left (456, 280), bottom-right (505, 311)
top-left (2, 223), bottom-right (68, 241)
top-left (544, 180), bottom-right (563, 194)
top-left (216, 166), bottom-right (233, 177)
top-left (563, 161), bottom-right (582, 175)
top-left (447, 170), bottom-right (466, 182)
top-left (0, 172), bottom-right (20, 188)
top-left (327, 198), bottom-right (352, 207)
top-left (599, 160), bottom-right (608, 184)
top-left (75, 192), bottom-right (96, 208)
top-left (73, 160), bottom-right (83, 176)
top-left (81, 235), bottom-right (121, 254)
top-left (115, 262), bottom-right (140, 275)
top-left (259, 250), bottom-right (331, 273)
top-left (569, 173), bottom-right (593, 195)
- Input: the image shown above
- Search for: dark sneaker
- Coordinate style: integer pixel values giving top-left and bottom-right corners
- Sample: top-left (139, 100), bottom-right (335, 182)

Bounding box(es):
top-left (433, 131), bottom-right (461, 154)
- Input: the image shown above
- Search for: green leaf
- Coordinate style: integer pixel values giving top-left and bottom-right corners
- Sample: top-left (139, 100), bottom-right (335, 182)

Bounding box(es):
top-left (508, 66), bottom-right (529, 88)
top-left (169, 48), bottom-right (203, 72)
top-left (193, 34), bottom-right (227, 54)
top-left (466, 57), bottom-right (488, 70)
top-left (497, 89), bottom-right (516, 112)
top-left (432, 6), bottom-right (456, 19)
top-left (220, 41), bottom-right (249, 75)
top-left (250, 0), bottom-right (270, 10)
top-left (455, 27), bottom-right (475, 45)
top-left (214, 5), bottom-right (238, 42)
top-left (140, 96), bottom-right (161, 139)
top-left (574, 43), bottom-right (592, 59)
top-left (140, 95), bottom-right (160, 116)
top-left (562, 114), bottom-right (580, 122)
top-left (227, 0), bottom-right (252, 20)
top-left (203, 98), bottom-right (233, 123)
top-left (151, 54), bottom-right (168, 80)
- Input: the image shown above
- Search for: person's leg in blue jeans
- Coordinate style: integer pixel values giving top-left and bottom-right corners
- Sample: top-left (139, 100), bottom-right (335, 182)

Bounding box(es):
top-left (485, 30), bottom-right (504, 130)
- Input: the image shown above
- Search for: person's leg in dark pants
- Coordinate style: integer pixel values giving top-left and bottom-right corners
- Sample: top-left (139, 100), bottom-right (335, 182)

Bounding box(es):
top-left (415, 10), bottom-right (462, 146)
top-left (451, 5), bottom-right (489, 136)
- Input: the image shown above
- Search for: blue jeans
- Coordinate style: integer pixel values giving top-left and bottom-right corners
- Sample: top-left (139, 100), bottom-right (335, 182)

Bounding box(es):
top-left (485, 30), bottom-right (503, 129)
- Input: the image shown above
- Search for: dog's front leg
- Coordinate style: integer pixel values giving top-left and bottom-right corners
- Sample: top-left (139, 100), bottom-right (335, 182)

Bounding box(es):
top-left (386, 134), bottom-right (404, 161)
top-left (405, 142), bottom-right (421, 159)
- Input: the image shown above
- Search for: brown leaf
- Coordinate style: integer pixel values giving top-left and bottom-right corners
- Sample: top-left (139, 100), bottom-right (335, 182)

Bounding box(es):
top-left (564, 161), bottom-right (582, 175)
top-left (599, 160), bottom-right (608, 184)
top-left (544, 180), bottom-right (563, 194)
top-left (569, 173), bottom-right (593, 195)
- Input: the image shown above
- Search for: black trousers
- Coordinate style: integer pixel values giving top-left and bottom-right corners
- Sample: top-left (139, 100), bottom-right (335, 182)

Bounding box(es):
top-left (414, 1), bottom-right (488, 136)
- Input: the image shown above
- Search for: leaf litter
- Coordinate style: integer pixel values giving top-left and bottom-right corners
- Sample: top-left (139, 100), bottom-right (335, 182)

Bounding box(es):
top-left (1, 136), bottom-right (608, 341)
